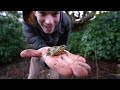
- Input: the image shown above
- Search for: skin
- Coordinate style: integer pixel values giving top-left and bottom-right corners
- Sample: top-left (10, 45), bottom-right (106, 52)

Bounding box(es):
top-left (20, 47), bottom-right (91, 78)
top-left (34, 11), bottom-right (60, 34)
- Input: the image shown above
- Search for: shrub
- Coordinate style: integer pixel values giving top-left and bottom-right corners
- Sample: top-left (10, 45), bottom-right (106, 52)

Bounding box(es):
top-left (0, 15), bottom-right (28, 64)
top-left (69, 11), bottom-right (120, 61)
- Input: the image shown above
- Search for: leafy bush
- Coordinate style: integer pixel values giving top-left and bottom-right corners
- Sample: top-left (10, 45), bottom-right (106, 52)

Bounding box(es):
top-left (69, 11), bottom-right (120, 61)
top-left (0, 15), bottom-right (28, 64)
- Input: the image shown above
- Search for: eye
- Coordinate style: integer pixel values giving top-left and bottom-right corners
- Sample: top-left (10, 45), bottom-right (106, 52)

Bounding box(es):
top-left (52, 12), bottom-right (59, 17)
top-left (61, 45), bottom-right (65, 48)
top-left (38, 11), bottom-right (46, 16)
top-left (41, 12), bottom-right (46, 16)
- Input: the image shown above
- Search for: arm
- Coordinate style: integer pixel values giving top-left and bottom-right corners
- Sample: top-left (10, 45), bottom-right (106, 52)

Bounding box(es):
top-left (21, 21), bottom-right (48, 50)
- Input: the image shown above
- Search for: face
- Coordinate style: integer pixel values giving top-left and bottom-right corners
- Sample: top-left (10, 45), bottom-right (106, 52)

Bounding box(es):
top-left (34, 11), bottom-right (60, 34)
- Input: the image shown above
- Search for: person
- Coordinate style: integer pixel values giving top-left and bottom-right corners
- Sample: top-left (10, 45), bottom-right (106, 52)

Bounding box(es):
top-left (21, 11), bottom-right (91, 79)
top-left (22, 11), bottom-right (72, 79)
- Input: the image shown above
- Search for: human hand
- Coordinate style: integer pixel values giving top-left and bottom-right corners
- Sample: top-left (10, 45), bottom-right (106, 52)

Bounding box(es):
top-left (20, 47), bottom-right (50, 58)
top-left (20, 47), bottom-right (91, 78)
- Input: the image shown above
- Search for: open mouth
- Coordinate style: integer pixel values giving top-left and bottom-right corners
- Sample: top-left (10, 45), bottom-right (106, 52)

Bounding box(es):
top-left (44, 26), bottom-right (54, 31)
top-left (44, 25), bottom-right (53, 29)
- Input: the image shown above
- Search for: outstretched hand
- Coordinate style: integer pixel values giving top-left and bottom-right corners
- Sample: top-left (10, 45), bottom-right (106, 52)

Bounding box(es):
top-left (20, 47), bottom-right (91, 78)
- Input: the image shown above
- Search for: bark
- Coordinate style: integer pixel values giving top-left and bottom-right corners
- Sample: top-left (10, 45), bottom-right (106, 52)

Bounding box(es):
top-left (65, 11), bottom-right (96, 31)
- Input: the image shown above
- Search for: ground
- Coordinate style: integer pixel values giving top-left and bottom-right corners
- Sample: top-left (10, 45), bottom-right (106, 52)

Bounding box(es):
top-left (0, 58), bottom-right (118, 79)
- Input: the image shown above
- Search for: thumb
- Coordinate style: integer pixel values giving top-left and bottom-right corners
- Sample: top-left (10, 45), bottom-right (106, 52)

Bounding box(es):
top-left (20, 49), bottom-right (42, 58)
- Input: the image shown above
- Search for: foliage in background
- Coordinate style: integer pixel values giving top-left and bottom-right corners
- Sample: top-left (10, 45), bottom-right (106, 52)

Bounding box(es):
top-left (69, 11), bottom-right (120, 61)
top-left (0, 11), bottom-right (28, 64)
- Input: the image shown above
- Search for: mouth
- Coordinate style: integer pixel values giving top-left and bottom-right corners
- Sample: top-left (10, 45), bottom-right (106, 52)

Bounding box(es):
top-left (43, 26), bottom-right (54, 32)
top-left (44, 25), bottom-right (53, 29)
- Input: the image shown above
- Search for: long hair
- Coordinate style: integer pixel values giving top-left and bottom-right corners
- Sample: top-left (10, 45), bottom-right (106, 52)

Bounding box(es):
top-left (23, 11), bottom-right (36, 26)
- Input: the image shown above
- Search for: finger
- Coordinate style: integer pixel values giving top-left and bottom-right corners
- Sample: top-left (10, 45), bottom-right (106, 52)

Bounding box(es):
top-left (69, 61), bottom-right (91, 78)
top-left (37, 47), bottom-right (51, 55)
top-left (20, 49), bottom-right (42, 58)
top-left (56, 53), bottom-right (91, 78)
top-left (77, 61), bottom-right (91, 72)
top-left (71, 64), bottom-right (88, 78)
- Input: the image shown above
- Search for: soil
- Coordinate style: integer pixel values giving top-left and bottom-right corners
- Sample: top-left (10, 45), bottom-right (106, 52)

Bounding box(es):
top-left (86, 59), bottom-right (118, 79)
top-left (0, 58), bottom-right (118, 79)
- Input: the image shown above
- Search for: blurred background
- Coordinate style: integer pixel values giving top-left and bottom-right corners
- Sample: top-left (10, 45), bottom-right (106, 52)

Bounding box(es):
top-left (0, 11), bottom-right (120, 79)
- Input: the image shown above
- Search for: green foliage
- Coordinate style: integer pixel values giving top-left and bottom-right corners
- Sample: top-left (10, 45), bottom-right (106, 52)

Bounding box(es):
top-left (0, 12), bottom-right (27, 64)
top-left (69, 11), bottom-right (120, 61)
top-left (68, 29), bottom-right (84, 54)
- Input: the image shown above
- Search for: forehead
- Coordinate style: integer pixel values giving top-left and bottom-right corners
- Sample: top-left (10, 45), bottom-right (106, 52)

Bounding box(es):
top-left (37, 11), bottom-right (60, 13)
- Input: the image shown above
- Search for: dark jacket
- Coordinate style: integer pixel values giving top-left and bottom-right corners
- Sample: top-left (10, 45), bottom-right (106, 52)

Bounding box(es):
top-left (22, 11), bottom-right (72, 50)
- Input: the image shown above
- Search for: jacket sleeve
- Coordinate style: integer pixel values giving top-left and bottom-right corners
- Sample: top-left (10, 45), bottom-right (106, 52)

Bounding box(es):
top-left (21, 21), bottom-right (48, 50)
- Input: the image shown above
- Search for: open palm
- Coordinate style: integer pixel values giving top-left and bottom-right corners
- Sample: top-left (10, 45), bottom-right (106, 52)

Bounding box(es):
top-left (20, 47), bottom-right (91, 78)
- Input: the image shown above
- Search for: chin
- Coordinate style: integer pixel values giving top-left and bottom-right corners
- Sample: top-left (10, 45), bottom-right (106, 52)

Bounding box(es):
top-left (45, 31), bottom-right (53, 34)
top-left (45, 29), bottom-right (54, 34)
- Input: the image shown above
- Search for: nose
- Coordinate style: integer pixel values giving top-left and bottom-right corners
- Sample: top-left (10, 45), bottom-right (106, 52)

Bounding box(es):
top-left (45, 15), bottom-right (54, 26)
